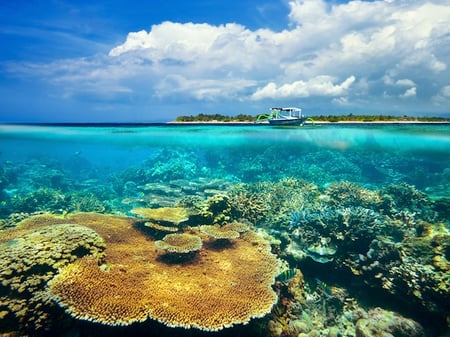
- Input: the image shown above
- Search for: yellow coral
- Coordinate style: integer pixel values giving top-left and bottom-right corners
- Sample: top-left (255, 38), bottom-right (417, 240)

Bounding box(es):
top-left (0, 221), bottom-right (106, 332)
top-left (222, 221), bottom-right (250, 233)
top-left (154, 233), bottom-right (202, 254)
top-left (198, 224), bottom-right (240, 240)
top-left (0, 213), bottom-right (67, 243)
top-left (130, 207), bottom-right (189, 225)
top-left (144, 221), bottom-right (179, 233)
top-left (46, 213), bottom-right (280, 331)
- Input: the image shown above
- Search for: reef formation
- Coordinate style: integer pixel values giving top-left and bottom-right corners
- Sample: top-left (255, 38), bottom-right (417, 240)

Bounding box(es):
top-left (0, 211), bottom-right (282, 333)
top-left (0, 216), bottom-right (106, 332)
top-left (0, 142), bottom-right (449, 337)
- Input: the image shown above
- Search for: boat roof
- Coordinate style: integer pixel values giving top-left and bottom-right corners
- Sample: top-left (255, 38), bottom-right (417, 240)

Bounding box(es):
top-left (271, 107), bottom-right (302, 111)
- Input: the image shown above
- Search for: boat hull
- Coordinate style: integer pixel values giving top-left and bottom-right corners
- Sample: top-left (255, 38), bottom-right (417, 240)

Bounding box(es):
top-left (268, 118), bottom-right (306, 126)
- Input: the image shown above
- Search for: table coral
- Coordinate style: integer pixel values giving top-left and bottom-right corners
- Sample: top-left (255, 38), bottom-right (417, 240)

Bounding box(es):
top-left (46, 212), bottom-right (281, 331)
top-left (0, 222), bottom-right (106, 333)
top-left (198, 224), bottom-right (240, 240)
top-left (222, 221), bottom-right (250, 233)
top-left (144, 221), bottom-right (179, 233)
top-left (131, 206), bottom-right (190, 225)
top-left (154, 233), bottom-right (202, 254)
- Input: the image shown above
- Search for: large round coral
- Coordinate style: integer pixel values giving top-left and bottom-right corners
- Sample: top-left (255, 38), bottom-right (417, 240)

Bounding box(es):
top-left (0, 220), bottom-right (106, 332)
top-left (355, 307), bottom-right (425, 337)
top-left (46, 212), bottom-right (280, 331)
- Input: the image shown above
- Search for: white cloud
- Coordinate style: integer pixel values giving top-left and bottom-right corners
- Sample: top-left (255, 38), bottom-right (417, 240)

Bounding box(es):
top-left (432, 85), bottom-right (450, 105)
top-left (401, 87), bottom-right (417, 98)
top-left (332, 96), bottom-right (349, 105)
top-left (396, 79), bottom-right (416, 87)
top-left (251, 75), bottom-right (355, 100)
top-left (5, 0), bottom-right (450, 117)
top-left (155, 74), bottom-right (256, 101)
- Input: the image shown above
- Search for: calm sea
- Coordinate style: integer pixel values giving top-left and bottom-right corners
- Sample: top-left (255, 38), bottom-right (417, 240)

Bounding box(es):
top-left (0, 123), bottom-right (449, 195)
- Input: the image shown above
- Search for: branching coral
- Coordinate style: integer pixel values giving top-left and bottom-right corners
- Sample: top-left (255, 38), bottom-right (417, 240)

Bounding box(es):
top-left (325, 181), bottom-right (381, 208)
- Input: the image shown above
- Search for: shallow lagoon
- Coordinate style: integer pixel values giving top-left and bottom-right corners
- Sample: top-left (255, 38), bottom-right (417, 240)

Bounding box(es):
top-left (0, 123), bottom-right (449, 337)
top-left (1, 123), bottom-right (449, 195)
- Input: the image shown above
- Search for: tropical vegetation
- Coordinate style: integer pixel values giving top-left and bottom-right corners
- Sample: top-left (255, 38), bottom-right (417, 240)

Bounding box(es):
top-left (174, 113), bottom-right (450, 123)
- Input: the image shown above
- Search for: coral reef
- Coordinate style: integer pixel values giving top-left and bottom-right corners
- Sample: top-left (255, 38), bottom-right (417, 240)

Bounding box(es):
top-left (0, 221), bottom-right (106, 333)
top-left (10, 188), bottom-right (67, 214)
top-left (228, 178), bottom-right (320, 227)
top-left (44, 212), bottom-right (281, 331)
top-left (198, 224), bottom-right (240, 240)
top-left (266, 270), bottom-right (426, 337)
top-left (130, 206), bottom-right (190, 225)
top-left (144, 221), bottom-right (179, 233)
top-left (355, 307), bottom-right (425, 337)
top-left (222, 221), bottom-right (251, 233)
top-left (200, 194), bottom-right (234, 224)
top-left (154, 233), bottom-right (203, 254)
top-left (1, 125), bottom-right (449, 337)
top-left (231, 178), bottom-right (448, 333)
top-left (325, 181), bottom-right (382, 208)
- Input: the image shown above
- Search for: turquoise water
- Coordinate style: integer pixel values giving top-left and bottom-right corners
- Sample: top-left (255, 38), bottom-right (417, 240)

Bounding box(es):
top-left (1, 123), bottom-right (449, 195)
top-left (0, 123), bottom-right (449, 337)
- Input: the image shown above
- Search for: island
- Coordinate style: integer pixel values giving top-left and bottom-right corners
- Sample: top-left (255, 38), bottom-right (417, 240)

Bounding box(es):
top-left (173, 113), bottom-right (450, 123)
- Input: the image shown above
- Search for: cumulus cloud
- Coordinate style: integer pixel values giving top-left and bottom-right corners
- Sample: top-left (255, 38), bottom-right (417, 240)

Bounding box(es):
top-left (396, 79), bottom-right (416, 87)
top-left (154, 74), bottom-right (256, 101)
top-left (6, 0), bottom-right (450, 116)
top-left (105, 0), bottom-right (450, 108)
top-left (432, 85), bottom-right (450, 105)
top-left (401, 87), bottom-right (417, 98)
top-left (251, 75), bottom-right (355, 100)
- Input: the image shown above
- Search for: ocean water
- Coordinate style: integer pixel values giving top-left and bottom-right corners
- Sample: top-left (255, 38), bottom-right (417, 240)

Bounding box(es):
top-left (0, 123), bottom-right (449, 337)
top-left (1, 123), bottom-right (449, 195)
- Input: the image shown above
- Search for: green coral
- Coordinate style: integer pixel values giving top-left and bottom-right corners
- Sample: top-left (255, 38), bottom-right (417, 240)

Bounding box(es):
top-left (10, 188), bottom-right (67, 214)
top-left (66, 191), bottom-right (107, 213)
top-left (325, 181), bottom-right (381, 208)
top-left (228, 178), bottom-right (320, 227)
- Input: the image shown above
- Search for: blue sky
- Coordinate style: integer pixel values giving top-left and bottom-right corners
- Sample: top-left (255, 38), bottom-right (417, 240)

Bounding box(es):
top-left (1, 0), bottom-right (450, 122)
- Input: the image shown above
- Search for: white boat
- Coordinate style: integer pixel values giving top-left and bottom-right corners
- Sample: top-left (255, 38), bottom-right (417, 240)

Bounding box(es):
top-left (256, 107), bottom-right (308, 126)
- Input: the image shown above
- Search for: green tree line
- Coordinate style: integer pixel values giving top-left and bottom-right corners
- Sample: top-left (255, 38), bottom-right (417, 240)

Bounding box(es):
top-left (175, 113), bottom-right (255, 122)
top-left (175, 113), bottom-right (450, 123)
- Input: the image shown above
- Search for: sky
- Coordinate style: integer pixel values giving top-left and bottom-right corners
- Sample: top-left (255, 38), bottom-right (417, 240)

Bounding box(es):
top-left (1, 0), bottom-right (450, 122)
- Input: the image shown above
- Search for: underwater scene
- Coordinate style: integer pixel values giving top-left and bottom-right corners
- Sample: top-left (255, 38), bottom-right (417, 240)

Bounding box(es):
top-left (0, 123), bottom-right (449, 337)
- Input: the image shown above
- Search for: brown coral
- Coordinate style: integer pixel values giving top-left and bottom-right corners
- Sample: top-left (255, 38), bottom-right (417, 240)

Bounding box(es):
top-left (45, 212), bottom-right (280, 331)
top-left (222, 221), bottom-right (250, 233)
top-left (144, 221), bottom-right (179, 233)
top-left (154, 233), bottom-right (202, 254)
top-left (198, 224), bottom-right (240, 240)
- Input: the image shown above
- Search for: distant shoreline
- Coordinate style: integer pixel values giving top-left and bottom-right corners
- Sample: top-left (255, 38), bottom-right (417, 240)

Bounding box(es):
top-left (167, 120), bottom-right (450, 125)
top-left (1, 120), bottom-right (449, 127)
